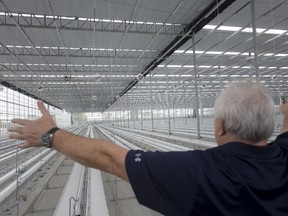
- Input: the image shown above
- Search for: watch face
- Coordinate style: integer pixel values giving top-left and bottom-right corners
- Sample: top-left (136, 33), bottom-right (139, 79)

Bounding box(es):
top-left (41, 133), bottom-right (53, 147)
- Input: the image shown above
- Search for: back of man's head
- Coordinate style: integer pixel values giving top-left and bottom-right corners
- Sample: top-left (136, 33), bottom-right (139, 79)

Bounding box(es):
top-left (214, 80), bottom-right (275, 143)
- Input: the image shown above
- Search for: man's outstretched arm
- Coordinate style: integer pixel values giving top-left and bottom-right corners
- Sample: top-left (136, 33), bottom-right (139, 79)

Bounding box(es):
top-left (8, 101), bottom-right (129, 181)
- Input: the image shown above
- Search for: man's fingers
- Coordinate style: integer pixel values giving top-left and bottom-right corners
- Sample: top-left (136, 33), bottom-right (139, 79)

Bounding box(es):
top-left (8, 126), bottom-right (24, 134)
top-left (37, 100), bottom-right (50, 116)
top-left (18, 142), bottom-right (31, 149)
top-left (9, 133), bottom-right (24, 140)
top-left (11, 118), bottom-right (29, 126)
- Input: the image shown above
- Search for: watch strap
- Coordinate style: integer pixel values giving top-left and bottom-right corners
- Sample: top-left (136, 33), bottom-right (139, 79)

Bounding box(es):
top-left (46, 127), bottom-right (60, 134)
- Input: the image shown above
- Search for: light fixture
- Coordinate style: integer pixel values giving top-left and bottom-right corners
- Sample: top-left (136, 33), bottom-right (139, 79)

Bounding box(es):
top-left (92, 95), bottom-right (97, 100)
top-left (94, 73), bottom-right (101, 81)
top-left (136, 73), bottom-right (144, 81)
top-left (37, 84), bottom-right (44, 92)
top-left (172, 84), bottom-right (178, 89)
top-left (63, 75), bottom-right (72, 81)
top-left (116, 95), bottom-right (120, 99)
top-left (200, 84), bottom-right (207, 88)
top-left (59, 100), bottom-right (64, 104)
top-left (271, 74), bottom-right (278, 80)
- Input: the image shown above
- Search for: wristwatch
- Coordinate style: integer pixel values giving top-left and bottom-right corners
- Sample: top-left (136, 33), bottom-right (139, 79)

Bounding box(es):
top-left (41, 127), bottom-right (60, 148)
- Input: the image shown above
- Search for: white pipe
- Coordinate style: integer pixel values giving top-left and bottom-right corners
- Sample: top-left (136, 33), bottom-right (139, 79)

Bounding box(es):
top-left (88, 125), bottom-right (110, 216)
top-left (96, 125), bottom-right (139, 150)
top-left (53, 163), bottom-right (84, 216)
top-left (0, 149), bottom-right (27, 163)
top-left (54, 125), bottom-right (94, 216)
top-left (90, 169), bottom-right (110, 216)
top-left (74, 167), bottom-right (85, 215)
top-left (0, 149), bottom-right (51, 186)
top-left (82, 168), bottom-right (90, 216)
top-left (0, 150), bottom-right (57, 205)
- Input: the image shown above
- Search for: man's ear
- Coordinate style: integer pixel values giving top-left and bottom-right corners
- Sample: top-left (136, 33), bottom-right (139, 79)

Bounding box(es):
top-left (215, 118), bottom-right (225, 136)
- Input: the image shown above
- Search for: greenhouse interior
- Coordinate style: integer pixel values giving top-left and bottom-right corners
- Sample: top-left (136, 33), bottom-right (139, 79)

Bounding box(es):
top-left (0, 0), bottom-right (288, 215)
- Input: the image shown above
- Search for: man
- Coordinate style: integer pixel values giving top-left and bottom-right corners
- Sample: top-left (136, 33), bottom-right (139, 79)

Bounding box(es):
top-left (9, 80), bottom-right (288, 216)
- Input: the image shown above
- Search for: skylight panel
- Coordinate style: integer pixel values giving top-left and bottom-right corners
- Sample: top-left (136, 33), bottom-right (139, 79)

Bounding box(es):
top-left (275, 53), bottom-right (288, 57)
top-left (264, 53), bottom-right (274, 56)
top-left (206, 51), bottom-right (223, 55)
top-left (212, 66), bottom-right (226, 69)
top-left (62, 16), bottom-right (75, 20)
top-left (240, 52), bottom-right (252, 56)
top-left (167, 65), bottom-right (182, 68)
top-left (174, 50), bottom-right (185, 53)
top-left (46, 15), bottom-right (55, 19)
top-left (268, 66), bottom-right (277, 69)
top-left (185, 50), bottom-right (204, 54)
top-left (199, 65), bottom-right (211, 68)
top-left (242, 27), bottom-right (266, 33)
top-left (203, 25), bottom-right (217, 30)
top-left (35, 15), bottom-right (44, 18)
top-left (265, 29), bottom-right (287, 35)
top-left (224, 52), bottom-right (240, 55)
top-left (217, 26), bottom-right (241, 31)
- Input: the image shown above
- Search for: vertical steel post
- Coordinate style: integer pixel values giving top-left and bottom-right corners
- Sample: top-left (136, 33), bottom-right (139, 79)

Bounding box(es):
top-left (133, 105), bottom-right (136, 129)
top-left (141, 90), bottom-right (144, 130)
top-left (192, 33), bottom-right (201, 139)
top-left (150, 74), bottom-right (154, 131)
top-left (250, 0), bottom-right (259, 80)
top-left (166, 74), bottom-right (171, 135)
top-left (126, 94), bottom-right (130, 128)
top-left (183, 83), bottom-right (187, 125)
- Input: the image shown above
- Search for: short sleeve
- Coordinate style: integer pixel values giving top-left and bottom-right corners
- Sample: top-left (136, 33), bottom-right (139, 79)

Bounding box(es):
top-left (125, 150), bottom-right (203, 216)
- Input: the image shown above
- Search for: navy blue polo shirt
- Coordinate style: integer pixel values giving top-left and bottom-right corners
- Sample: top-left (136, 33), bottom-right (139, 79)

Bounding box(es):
top-left (125, 132), bottom-right (288, 216)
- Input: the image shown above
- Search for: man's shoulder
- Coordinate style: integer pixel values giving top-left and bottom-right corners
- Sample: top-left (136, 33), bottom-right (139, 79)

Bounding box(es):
top-left (274, 131), bottom-right (288, 150)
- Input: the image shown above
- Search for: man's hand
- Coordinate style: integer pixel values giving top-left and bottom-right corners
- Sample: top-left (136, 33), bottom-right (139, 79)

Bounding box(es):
top-left (279, 103), bottom-right (288, 133)
top-left (9, 100), bottom-right (57, 148)
top-left (280, 103), bottom-right (288, 116)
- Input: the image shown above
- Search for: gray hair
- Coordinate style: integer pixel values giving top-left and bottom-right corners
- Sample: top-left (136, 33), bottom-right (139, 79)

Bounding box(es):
top-left (214, 80), bottom-right (275, 142)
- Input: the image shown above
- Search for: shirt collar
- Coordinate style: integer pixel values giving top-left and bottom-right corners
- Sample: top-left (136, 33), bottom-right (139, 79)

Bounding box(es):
top-left (216, 141), bottom-right (280, 158)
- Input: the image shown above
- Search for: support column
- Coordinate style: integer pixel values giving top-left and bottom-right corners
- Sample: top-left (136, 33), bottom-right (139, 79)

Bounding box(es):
top-left (183, 84), bottom-right (187, 125)
top-left (192, 33), bottom-right (201, 139)
top-left (166, 74), bottom-right (171, 135)
top-left (250, 0), bottom-right (259, 80)
top-left (150, 74), bottom-right (154, 132)
top-left (126, 94), bottom-right (130, 128)
top-left (141, 97), bottom-right (144, 130)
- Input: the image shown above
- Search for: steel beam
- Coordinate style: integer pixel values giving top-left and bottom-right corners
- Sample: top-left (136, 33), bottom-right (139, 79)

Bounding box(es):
top-left (0, 12), bottom-right (185, 36)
